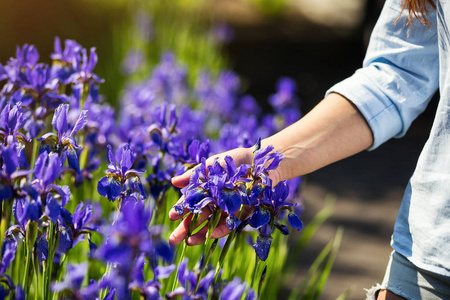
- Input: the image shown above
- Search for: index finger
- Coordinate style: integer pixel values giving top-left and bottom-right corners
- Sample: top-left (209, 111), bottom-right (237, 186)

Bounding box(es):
top-left (171, 168), bottom-right (194, 188)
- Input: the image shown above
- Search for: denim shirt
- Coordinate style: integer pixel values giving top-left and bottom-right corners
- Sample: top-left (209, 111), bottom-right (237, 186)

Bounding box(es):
top-left (327, 0), bottom-right (450, 276)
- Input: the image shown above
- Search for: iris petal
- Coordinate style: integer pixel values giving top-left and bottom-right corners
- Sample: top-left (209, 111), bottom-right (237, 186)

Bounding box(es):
top-left (217, 188), bottom-right (241, 214)
top-left (248, 206), bottom-right (270, 229)
top-left (253, 235), bottom-right (273, 261)
top-left (97, 176), bottom-right (121, 201)
top-left (288, 213), bottom-right (303, 231)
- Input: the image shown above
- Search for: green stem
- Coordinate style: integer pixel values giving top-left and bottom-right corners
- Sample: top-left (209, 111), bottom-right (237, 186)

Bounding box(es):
top-left (44, 222), bottom-right (59, 300)
top-left (213, 205), bottom-right (245, 283)
top-left (99, 263), bottom-right (111, 299)
top-left (251, 255), bottom-right (260, 293)
top-left (80, 82), bottom-right (90, 110)
top-left (194, 238), bottom-right (218, 294)
top-left (213, 231), bottom-right (234, 283)
top-left (33, 249), bottom-right (41, 300)
top-left (22, 249), bottom-right (32, 293)
top-left (0, 200), bottom-right (12, 251)
top-left (30, 138), bottom-right (39, 170)
top-left (23, 221), bottom-right (38, 294)
top-left (171, 241), bottom-right (188, 291)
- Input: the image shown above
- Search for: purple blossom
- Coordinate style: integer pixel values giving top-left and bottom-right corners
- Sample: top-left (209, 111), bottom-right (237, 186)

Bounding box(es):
top-left (166, 258), bottom-right (215, 300)
top-left (249, 181), bottom-right (303, 261)
top-left (0, 235), bottom-right (17, 274)
top-left (0, 102), bottom-right (28, 145)
top-left (31, 151), bottom-right (63, 195)
top-left (1, 44), bottom-right (39, 93)
top-left (121, 49), bottom-right (145, 76)
top-left (68, 47), bottom-right (104, 85)
top-left (178, 157), bottom-right (249, 219)
top-left (0, 143), bottom-right (32, 201)
top-left (97, 144), bottom-right (144, 202)
top-left (97, 201), bottom-right (172, 298)
top-left (210, 23), bottom-right (235, 44)
top-left (18, 63), bottom-right (67, 109)
top-left (51, 37), bottom-right (82, 83)
top-left (52, 262), bottom-right (87, 293)
top-left (220, 277), bottom-right (255, 300)
top-left (38, 103), bottom-right (87, 174)
top-left (129, 254), bottom-right (176, 299)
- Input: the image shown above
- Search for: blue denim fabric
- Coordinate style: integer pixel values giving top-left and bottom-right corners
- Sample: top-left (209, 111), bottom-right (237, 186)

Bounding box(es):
top-left (366, 251), bottom-right (450, 300)
top-left (327, 0), bottom-right (450, 277)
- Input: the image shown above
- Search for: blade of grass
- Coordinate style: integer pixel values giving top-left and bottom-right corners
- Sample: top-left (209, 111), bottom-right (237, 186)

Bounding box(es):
top-left (312, 227), bottom-right (344, 299)
top-left (288, 240), bottom-right (333, 300)
top-left (294, 195), bottom-right (335, 254)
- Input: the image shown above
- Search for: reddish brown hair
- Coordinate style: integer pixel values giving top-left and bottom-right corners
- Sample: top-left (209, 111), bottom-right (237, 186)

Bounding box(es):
top-left (400, 0), bottom-right (436, 27)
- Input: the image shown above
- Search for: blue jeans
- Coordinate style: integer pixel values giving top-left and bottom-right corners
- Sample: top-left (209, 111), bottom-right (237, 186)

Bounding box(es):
top-left (366, 251), bottom-right (450, 300)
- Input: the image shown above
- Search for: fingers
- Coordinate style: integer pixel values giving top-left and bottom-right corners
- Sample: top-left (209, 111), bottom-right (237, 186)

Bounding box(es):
top-left (186, 224), bottom-right (209, 245)
top-left (169, 196), bottom-right (188, 221)
top-left (169, 207), bottom-right (212, 246)
top-left (171, 168), bottom-right (193, 188)
top-left (210, 224), bottom-right (232, 239)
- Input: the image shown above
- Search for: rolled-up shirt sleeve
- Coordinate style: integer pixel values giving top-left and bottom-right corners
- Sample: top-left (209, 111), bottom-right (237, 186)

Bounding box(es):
top-left (326, 0), bottom-right (439, 150)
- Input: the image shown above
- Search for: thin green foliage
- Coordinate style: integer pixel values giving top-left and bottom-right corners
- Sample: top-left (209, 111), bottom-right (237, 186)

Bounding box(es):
top-left (288, 227), bottom-right (344, 300)
top-left (292, 195), bottom-right (335, 255)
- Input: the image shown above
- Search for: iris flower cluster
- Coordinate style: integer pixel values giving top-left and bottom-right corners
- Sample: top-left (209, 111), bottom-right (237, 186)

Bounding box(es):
top-left (175, 141), bottom-right (303, 261)
top-left (0, 34), bottom-right (305, 299)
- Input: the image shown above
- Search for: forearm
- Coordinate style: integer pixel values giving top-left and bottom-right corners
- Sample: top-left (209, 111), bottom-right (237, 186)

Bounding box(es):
top-left (262, 92), bottom-right (374, 183)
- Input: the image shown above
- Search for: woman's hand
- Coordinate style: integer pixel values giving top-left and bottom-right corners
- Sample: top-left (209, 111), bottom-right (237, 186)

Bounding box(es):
top-left (168, 147), bottom-right (254, 246)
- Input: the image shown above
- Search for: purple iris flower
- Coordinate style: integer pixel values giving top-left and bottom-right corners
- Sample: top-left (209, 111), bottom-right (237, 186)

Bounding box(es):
top-left (0, 235), bottom-right (18, 275)
top-left (18, 63), bottom-right (68, 109)
top-left (216, 117), bottom-right (260, 152)
top-left (260, 181), bottom-right (303, 231)
top-left (147, 102), bottom-right (180, 156)
top-left (179, 157), bottom-right (247, 215)
top-left (38, 103), bottom-right (87, 174)
top-left (52, 262), bottom-right (87, 293)
top-left (97, 201), bottom-right (172, 298)
top-left (97, 144), bottom-right (145, 202)
top-left (0, 143), bottom-right (32, 201)
top-left (0, 236), bottom-right (17, 297)
top-left (0, 102), bottom-right (28, 145)
top-left (180, 139), bottom-right (210, 168)
top-left (149, 53), bottom-right (187, 103)
top-left (98, 201), bottom-right (172, 265)
top-left (129, 253), bottom-right (176, 299)
top-left (195, 71), bottom-right (239, 121)
top-left (1, 44), bottom-right (39, 93)
top-left (31, 151), bottom-right (64, 196)
top-left (251, 145), bottom-right (283, 187)
top-left (166, 258), bottom-right (215, 300)
top-left (268, 77), bottom-right (302, 129)
top-left (52, 262), bottom-right (106, 299)
top-left (68, 47), bottom-right (104, 85)
top-left (220, 277), bottom-right (255, 300)
top-left (268, 77), bottom-right (298, 109)
top-left (51, 37), bottom-right (81, 63)
top-left (85, 103), bottom-right (116, 147)
top-left (121, 49), bottom-right (145, 76)
top-left (249, 181), bottom-right (303, 261)
top-left (51, 37), bottom-right (82, 83)
top-left (177, 156), bottom-right (249, 230)
top-left (210, 22), bottom-right (235, 44)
